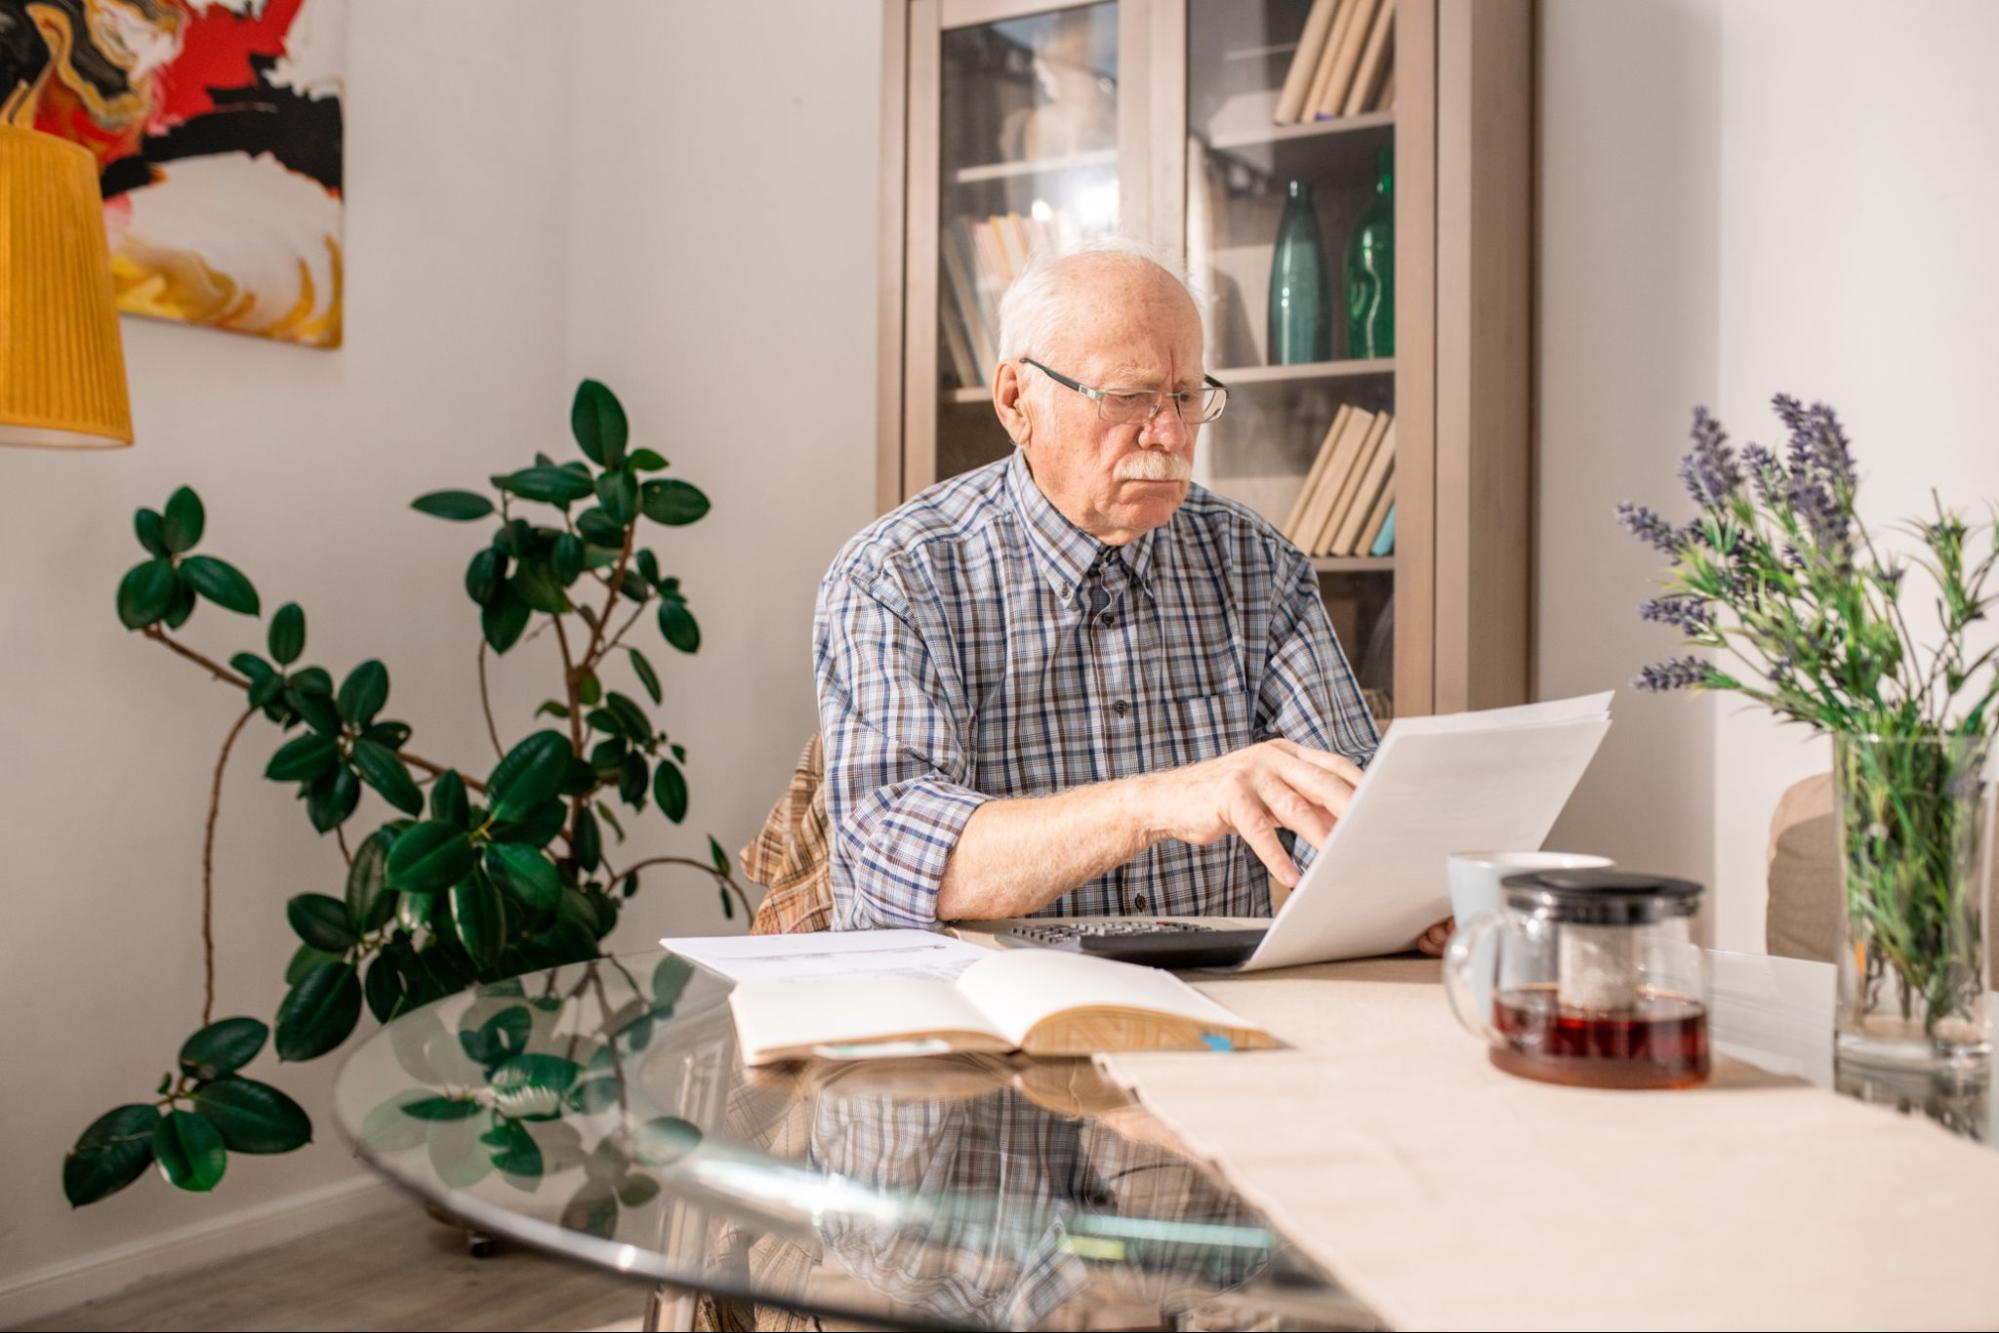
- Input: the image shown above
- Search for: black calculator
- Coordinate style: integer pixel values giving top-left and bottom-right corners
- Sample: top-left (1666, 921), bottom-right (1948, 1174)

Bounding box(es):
top-left (995, 919), bottom-right (1268, 970)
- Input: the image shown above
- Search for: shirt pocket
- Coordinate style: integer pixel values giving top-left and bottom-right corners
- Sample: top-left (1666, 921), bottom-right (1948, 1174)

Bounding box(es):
top-left (1166, 690), bottom-right (1254, 769)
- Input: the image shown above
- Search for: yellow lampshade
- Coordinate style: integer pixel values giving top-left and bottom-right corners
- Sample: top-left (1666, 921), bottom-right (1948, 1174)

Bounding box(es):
top-left (0, 125), bottom-right (133, 449)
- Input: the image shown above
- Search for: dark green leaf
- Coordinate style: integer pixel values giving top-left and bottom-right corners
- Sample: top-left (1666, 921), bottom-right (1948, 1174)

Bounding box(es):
top-left (275, 961), bottom-right (363, 1061)
top-left (634, 549), bottom-right (662, 586)
top-left (248, 669), bottom-right (285, 709)
top-left (571, 379), bottom-right (629, 468)
top-left (337, 660), bottom-right (390, 727)
top-left (551, 532), bottom-right (586, 584)
top-left (514, 556), bottom-right (569, 614)
top-left (653, 760), bottom-right (688, 823)
top-left (578, 673), bottom-right (603, 707)
top-left (352, 738), bottom-right (423, 815)
top-left (412, 490), bottom-right (495, 521)
top-left (386, 821), bottom-right (478, 893)
top-left (486, 844), bottom-right (561, 911)
top-left (559, 757), bottom-right (596, 797)
top-left (488, 1117), bottom-right (543, 1179)
top-left (535, 700), bottom-right (570, 721)
top-left (117, 559), bottom-right (178, 629)
top-left (190, 1077), bottom-right (311, 1154)
top-left (491, 1053), bottom-right (581, 1098)
top-left (670, 743), bottom-right (686, 762)
top-left (179, 1017), bottom-right (269, 1081)
top-left (289, 666), bottom-right (333, 695)
top-left (628, 448), bottom-right (667, 472)
top-left (621, 873), bottom-right (638, 897)
top-left (397, 890), bottom-right (437, 934)
top-left (153, 1110), bottom-right (226, 1191)
top-left (305, 765), bottom-right (362, 833)
top-left (719, 882), bottom-right (733, 919)
top-left (347, 828), bottom-right (397, 931)
top-left (641, 479), bottom-right (710, 526)
top-left (364, 720), bottom-right (412, 749)
top-left (287, 893), bottom-right (357, 952)
top-left (482, 585), bottom-right (532, 654)
top-left (618, 753), bottom-right (648, 810)
top-left (461, 1007), bottom-right (531, 1069)
top-left (162, 486), bottom-right (206, 553)
top-left (625, 655), bottom-right (663, 714)
top-left (452, 875), bottom-right (506, 972)
top-left (402, 1096), bottom-right (483, 1121)
top-left (572, 807), bottom-right (602, 873)
top-left (708, 835), bottom-right (730, 875)
top-left (64, 1105), bottom-right (159, 1206)
top-left (430, 770), bottom-right (470, 828)
top-left (181, 555), bottom-right (260, 616)
top-left (659, 597), bottom-right (700, 653)
top-left (285, 944), bottom-right (340, 987)
top-left (605, 693), bottom-right (651, 744)
top-left (363, 952), bottom-right (404, 1022)
top-left (464, 547), bottom-right (506, 607)
top-left (497, 467), bottom-right (595, 506)
top-left (491, 797), bottom-right (567, 849)
top-left (231, 651), bottom-right (274, 684)
top-left (134, 507), bottom-right (170, 557)
top-left (268, 603), bottom-right (306, 665)
top-left (575, 507), bottom-right (624, 547)
top-left (596, 470), bottom-right (639, 526)
top-left (597, 802), bottom-right (627, 844)
top-left (615, 570), bottom-right (648, 603)
top-left (287, 685), bottom-right (342, 736)
top-left (589, 738), bottom-right (628, 775)
top-left (163, 576), bottom-right (197, 629)
top-left (266, 733), bottom-right (339, 783)
top-left (487, 730), bottom-right (572, 820)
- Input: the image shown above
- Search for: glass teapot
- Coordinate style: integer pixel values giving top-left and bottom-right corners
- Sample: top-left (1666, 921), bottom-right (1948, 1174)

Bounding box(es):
top-left (1444, 869), bottom-right (1710, 1090)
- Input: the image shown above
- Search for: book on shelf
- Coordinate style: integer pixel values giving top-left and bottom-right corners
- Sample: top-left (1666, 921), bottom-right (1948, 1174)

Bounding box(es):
top-left (1311, 0), bottom-right (1381, 122)
top-left (1333, 419), bottom-right (1396, 555)
top-left (728, 947), bottom-right (1274, 1065)
top-left (1344, 0), bottom-right (1395, 117)
top-left (1375, 67), bottom-right (1395, 113)
top-left (1281, 402), bottom-right (1352, 544)
top-left (1274, 0), bottom-right (1341, 124)
top-left (943, 209), bottom-right (1090, 388)
top-left (1293, 406), bottom-right (1376, 553)
top-left (1300, 0), bottom-right (1359, 123)
top-left (1368, 500), bottom-right (1397, 558)
top-left (1311, 409), bottom-right (1390, 556)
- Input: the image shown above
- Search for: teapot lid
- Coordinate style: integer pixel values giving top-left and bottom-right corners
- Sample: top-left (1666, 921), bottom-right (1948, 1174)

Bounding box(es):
top-left (1498, 869), bottom-right (1703, 924)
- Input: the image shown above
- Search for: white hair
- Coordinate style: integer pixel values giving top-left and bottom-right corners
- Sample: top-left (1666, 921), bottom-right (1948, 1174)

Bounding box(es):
top-left (994, 235), bottom-right (1207, 366)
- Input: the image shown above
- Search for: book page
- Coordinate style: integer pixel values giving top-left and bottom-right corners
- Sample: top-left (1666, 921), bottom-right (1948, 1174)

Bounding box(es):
top-left (954, 949), bottom-right (1263, 1048)
top-left (729, 974), bottom-right (1008, 1065)
top-left (663, 928), bottom-right (990, 983)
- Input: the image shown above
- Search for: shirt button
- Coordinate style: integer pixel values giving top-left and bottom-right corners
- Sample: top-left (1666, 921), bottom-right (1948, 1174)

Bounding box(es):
top-left (1112, 700), bottom-right (1130, 717)
top-left (1132, 893), bottom-right (1150, 912)
top-left (1099, 611), bottom-right (1116, 627)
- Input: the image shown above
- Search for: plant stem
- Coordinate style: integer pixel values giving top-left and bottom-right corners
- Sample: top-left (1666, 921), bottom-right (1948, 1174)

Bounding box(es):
top-left (202, 707), bottom-right (257, 1027)
top-left (613, 854), bottom-right (754, 919)
top-left (477, 639), bottom-right (504, 760)
top-left (582, 525), bottom-right (636, 673)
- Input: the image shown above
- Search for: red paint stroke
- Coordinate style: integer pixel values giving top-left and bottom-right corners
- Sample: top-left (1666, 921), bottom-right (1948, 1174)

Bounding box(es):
top-left (154, 0), bottom-right (307, 131)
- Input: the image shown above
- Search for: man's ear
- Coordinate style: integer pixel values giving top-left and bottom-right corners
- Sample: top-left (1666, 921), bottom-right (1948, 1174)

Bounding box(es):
top-left (993, 360), bottom-right (1033, 447)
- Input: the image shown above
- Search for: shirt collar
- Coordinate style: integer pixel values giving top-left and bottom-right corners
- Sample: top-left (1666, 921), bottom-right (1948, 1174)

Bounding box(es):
top-left (1005, 449), bottom-right (1159, 604)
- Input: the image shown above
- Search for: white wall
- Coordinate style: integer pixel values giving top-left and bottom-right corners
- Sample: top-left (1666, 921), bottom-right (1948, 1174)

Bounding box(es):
top-left (1539, 0), bottom-right (1999, 951)
top-left (0, 0), bottom-right (879, 1318)
top-left (1536, 0), bottom-right (1720, 915)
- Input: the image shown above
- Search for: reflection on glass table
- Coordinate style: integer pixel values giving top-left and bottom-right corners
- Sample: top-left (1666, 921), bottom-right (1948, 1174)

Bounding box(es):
top-left (333, 949), bottom-right (1993, 1331)
top-left (332, 951), bottom-right (1371, 1332)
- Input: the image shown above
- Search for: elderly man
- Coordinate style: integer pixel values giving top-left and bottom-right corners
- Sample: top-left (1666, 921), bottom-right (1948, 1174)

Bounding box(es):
top-left (816, 239), bottom-right (1439, 949)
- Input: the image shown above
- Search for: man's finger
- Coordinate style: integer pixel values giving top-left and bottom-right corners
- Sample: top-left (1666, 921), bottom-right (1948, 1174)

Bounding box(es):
top-left (1271, 752), bottom-right (1356, 823)
top-left (1273, 741), bottom-right (1367, 789)
top-left (1228, 792), bottom-right (1300, 889)
top-left (1253, 771), bottom-right (1335, 848)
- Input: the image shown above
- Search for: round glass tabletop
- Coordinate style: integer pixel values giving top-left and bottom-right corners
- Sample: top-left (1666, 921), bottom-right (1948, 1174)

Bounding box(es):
top-left (331, 950), bottom-right (1369, 1331)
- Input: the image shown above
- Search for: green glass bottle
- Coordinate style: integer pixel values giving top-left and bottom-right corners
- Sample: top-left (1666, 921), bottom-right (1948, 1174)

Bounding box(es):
top-left (1267, 179), bottom-right (1331, 365)
top-left (1344, 147), bottom-right (1395, 358)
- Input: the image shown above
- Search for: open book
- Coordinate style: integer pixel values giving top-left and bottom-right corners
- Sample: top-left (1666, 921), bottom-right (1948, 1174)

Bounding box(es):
top-left (726, 948), bottom-right (1274, 1066)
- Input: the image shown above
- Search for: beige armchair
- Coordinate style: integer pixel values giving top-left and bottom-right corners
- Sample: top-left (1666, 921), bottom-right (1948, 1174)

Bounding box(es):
top-left (1765, 772), bottom-right (1840, 962)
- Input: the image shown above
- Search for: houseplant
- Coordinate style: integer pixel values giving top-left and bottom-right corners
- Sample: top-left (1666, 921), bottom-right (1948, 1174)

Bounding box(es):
top-left (62, 378), bottom-right (749, 1205)
top-left (1622, 395), bottom-right (1999, 1072)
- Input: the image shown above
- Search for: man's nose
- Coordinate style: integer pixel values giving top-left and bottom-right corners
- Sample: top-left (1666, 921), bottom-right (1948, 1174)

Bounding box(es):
top-left (1138, 400), bottom-right (1189, 447)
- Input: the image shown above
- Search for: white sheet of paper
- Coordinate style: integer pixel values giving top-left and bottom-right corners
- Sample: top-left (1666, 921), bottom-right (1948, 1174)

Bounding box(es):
top-left (1244, 693), bottom-right (1613, 970)
top-left (661, 928), bottom-right (991, 984)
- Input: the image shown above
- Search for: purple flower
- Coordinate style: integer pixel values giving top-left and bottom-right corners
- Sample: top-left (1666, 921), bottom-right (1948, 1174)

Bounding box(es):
top-left (1635, 656), bottom-right (1716, 692)
top-left (1639, 596), bottom-right (1714, 635)
top-left (1678, 406), bottom-right (1743, 506)
top-left (1616, 501), bottom-right (1682, 554)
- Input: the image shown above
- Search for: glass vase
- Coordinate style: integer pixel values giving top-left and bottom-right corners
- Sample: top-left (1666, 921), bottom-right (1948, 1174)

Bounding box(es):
top-left (1833, 731), bottom-right (1995, 1073)
top-left (1267, 179), bottom-right (1331, 365)
top-left (1343, 146), bottom-right (1395, 359)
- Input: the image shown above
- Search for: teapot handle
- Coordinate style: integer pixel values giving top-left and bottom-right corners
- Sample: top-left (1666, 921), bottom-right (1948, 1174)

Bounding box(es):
top-left (1442, 911), bottom-right (1505, 1045)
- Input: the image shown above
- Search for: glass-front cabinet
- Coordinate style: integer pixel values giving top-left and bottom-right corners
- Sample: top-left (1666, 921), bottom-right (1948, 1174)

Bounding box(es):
top-left (885, 0), bottom-right (1529, 721)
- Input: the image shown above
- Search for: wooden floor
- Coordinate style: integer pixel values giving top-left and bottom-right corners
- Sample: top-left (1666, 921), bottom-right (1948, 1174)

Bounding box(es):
top-left (11, 1201), bottom-right (646, 1333)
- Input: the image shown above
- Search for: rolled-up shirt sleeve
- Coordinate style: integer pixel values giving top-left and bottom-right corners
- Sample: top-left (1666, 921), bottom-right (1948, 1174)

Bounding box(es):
top-left (1257, 552), bottom-right (1380, 872)
top-left (814, 568), bottom-right (989, 929)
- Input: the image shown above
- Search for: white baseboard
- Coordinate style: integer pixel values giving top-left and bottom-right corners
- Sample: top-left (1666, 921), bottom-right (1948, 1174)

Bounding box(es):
top-left (0, 1173), bottom-right (397, 1328)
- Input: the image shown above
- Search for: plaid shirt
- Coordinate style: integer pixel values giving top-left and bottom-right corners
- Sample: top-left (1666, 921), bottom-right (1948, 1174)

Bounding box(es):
top-left (813, 449), bottom-right (1378, 930)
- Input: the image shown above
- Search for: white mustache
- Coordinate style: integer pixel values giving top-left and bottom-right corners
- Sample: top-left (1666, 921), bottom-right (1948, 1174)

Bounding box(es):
top-left (1115, 451), bottom-right (1193, 482)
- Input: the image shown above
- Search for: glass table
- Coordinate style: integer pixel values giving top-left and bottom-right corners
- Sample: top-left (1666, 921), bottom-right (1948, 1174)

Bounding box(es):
top-left (332, 949), bottom-right (1990, 1331)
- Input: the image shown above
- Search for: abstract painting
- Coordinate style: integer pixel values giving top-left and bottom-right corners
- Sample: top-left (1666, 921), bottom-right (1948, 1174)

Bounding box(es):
top-left (0, 0), bottom-right (345, 348)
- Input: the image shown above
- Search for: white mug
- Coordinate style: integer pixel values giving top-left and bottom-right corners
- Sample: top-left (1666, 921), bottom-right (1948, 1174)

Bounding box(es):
top-left (1445, 851), bottom-right (1613, 1019)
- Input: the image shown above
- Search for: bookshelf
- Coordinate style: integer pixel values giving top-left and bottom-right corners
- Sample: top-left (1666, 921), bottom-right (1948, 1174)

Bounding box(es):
top-left (879, 0), bottom-right (1532, 720)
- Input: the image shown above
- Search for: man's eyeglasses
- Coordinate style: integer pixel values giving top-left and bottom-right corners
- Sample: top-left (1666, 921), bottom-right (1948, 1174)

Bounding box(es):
top-left (1022, 358), bottom-right (1229, 426)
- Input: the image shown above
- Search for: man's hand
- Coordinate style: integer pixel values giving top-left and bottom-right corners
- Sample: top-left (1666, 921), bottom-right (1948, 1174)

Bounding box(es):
top-left (1136, 739), bottom-right (1363, 889)
top-left (1413, 917), bottom-right (1454, 957)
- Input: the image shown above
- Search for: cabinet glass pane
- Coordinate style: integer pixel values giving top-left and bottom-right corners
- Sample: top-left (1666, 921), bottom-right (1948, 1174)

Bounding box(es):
top-left (936, 3), bottom-right (1122, 483)
top-left (1186, 0), bottom-right (1397, 721)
